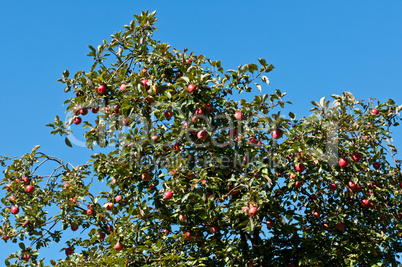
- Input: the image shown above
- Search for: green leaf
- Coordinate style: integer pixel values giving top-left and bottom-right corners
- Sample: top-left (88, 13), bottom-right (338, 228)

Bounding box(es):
top-left (65, 137), bottom-right (72, 147)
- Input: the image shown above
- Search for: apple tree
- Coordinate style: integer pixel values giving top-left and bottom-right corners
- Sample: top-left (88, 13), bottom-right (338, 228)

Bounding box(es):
top-left (1, 10), bottom-right (402, 266)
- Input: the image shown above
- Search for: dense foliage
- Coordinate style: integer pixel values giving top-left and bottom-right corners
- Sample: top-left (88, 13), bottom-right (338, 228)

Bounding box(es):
top-left (1, 11), bottom-right (402, 266)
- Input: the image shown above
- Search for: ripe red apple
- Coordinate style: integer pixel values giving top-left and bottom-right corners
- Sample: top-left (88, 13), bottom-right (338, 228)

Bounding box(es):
top-left (248, 205), bottom-right (258, 217)
top-left (210, 226), bottom-right (218, 233)
top-left (323, 223), bottom-right (329, 230)
top-left (361, 199), bottom-right (370, 208)
top-left (164, 110), bottom-right (173, 120)
top-left (352, 152), bottom-right (362, 162)
top-left (114, 242), bottom-right (124, 251)
top-left (162, 229), bottom-right (169, 235)
top-left (105, 202), bottom-right (114, 211)
top-left (187, 84), bottom-right (196, 93)
top-left (338, 158), bottom-right (348, 168)
top-left (371, 108), bottom-right (379, 115)
top-left (373, 162), bottom-right (380, 169)
top-left (22, 176), bottom-right (29, 184)
top-left (97, 85), bottom-right (107, 94)
top-left (205, 103), bottom-right (213, 113)
top-left (141, 79), bottom-right (149, 89)
top-left (294, 163), bottom-right (305, 173)
top-left (182, 231), bottom-right (191, 241)
top-left (112, 104), bottom-right (120, 114)
top-left (91, 106), bottom-right (99, 113)
top-left (65, 247), bottom-right (74, 256)
top-left (142, 68), bottom-right (148, 74)
top-left (142, 172), bottom-right (151, 181)
top-left (25, 185), bottom-right (34, 194)
top-left (353, 184), bottom-right (361, 193)
top-left (234, 111), bottom-right (243, 120)
top-left (185, 59), bottom-right (192, 64)
top-left (173, 143), bottom-right (182, 151)
top-left (79, 108), bottom-right (88, 115)
top-left (73, 117), bottom-right (82, 125)
top-left (163, 191), bottom-right (173, 200)
top-left (289, 173), bottom-right (296, 179)
top-left (106, 225), bottom-right (114, 233)
top-left (329, 183), bottom-right (337, 192)
top-left (179, 214), bottom-right (187, 222)
top-left (115, 195), bottom-right (123, 203)
top-left (348, 181), bottom-right (356, 188)
top-left (195, 108), bottom-right (204, 115)
top-left (229, 185), bottom-right (239, 195)
top-left (229, 128), bottom-right (238, 138)
top-left (2, 235), bottom-right (9, 240)
top-left (266, 220), bottom-right (274, 228)
top-left (310, 194), bottom-right (317, 200)
top-left (120, 83), bottom-right (127, 92)
top-left (271, 129), bottom-right (282, 139)
top-left (294, 181), bottom-right (302, 189)
top-left (9, 195), bottom-right (15, 202)
top-left (71, 223), bottom-right (78, 231)
top-left (86, 209), bottom-right (94, 216)
top-left (10, 206), bottom-right (19, 215)
top-left (197, 130), bottom-right (208, 140)
top-left (21, 254), bottom-right (31, 262)
top-left (336, 221), bottom-right (345, 231)
top-left (312, 211), bottom-right (320, 218)
top-left (99, 232), bottom-right (106, 239)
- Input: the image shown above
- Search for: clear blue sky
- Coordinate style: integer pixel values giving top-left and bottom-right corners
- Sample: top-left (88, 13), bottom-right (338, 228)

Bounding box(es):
top-left (1, 0), bottom-right (401, 263)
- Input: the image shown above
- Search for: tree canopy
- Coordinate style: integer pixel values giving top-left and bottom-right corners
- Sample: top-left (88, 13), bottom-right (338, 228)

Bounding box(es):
top-left (1, 10), bottom-right (402, 266)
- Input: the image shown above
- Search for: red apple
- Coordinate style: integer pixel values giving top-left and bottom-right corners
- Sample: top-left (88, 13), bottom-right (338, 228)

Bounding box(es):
top-left (182, 231), bottom-right (191, 241)
top-left (65, 247), bottom-right (74, 256)
top-left (234, 111), bottom-right (243, 121)
top-left (106, 225), bottom-right (114, 233)
top-left (91, 106), bottom-right (99, 113)
top-left (205, 103), bottom-right (213, 113)
top-left (2, 235), bottom-right (9, 240)
top-left (164, 110), bottom-right (173, 120)
top-left (229, 128), bottom-right (238, 138)
top-left (266, 220), bottom-right (274, 228)
top-left (99, 232), bottom-right (106, 239)
top-left (353, 184), bottom-right (361, 193)
top-left (179, 214), bottom-right (187, 222)
top-left (195, 108), bottom-right (204, 115)
top-left (9, 195), bottom-right (15, 202)
top-left (294, 181), bottom-right (302, 189)
top-left (185, 59), bottom-right (192, 64)
top-left (361, 199), bottom-right (370, 208)
top-left (25, 185), bottom-right (34, 194)
top-left (86, 209), bottom-right (94, 216)
top-left (141, 79), bottom-right (149, 89)
top-left (289, 173), bottom-right (296, 179)
top-left (163, 191), bottom-right (173, 200)
top-left (373, 162), bottom-right (380, 169)
top-left (142, 68), bottom-right (148, 74)
top-left (105, 202), bottom-right (114, 211)
top-left (271, 129), bottom-right (282, 139)
top-left (248, 205), bottom-right (258, 217)
top-left (339, 158), bottom-right (348, 168)
top-left (71, 223), bottom-right (78, 231)
top-left (114, 242), bottom-right (124, 251)
top-left (162, 229), bottom-right (169, 235)
top-left (294, 163), bottom-right (305, 173)
top-left (329, 183), bottom-right (337, 192)
top-left (371, 108), bottom-right (379, 115)
top-left (79, 108), bottom-right (88, 115)
top-left (312, 211), bottom-right (320, 218)
top-left (348, 181), bottom-right (356, 188)
top-left (336, 221), bottom-right (345, 231)
top-left (151, 135), bottom-right (159, 142)
top-left (210, 226), bottom-right (218, 233)
top-left (115, 195), bottom-right (123, 203)
top-left (73, 117), bottom-right (82, 125)
top-left (21, 254), bottom-right (31, 262)
top-left (173, 143), bottom-right (182, 152)
top-left (22, 176), bottom-right (29, 184)
top-left (142, 172), bottom-right (151, 181)
top-left (197, 130), bottom-right (208, 140)
top-left (120, 83), bottom-right (127, 92)
top-left (97, 85), bottom-right (107, 94)
top-left (310, 194), bottom-right (317, 200)
top-left (10, 206), bottom-right (19, 215)
top-left (187, 84), bottom-right (196, 93)
top-left (352, 152), bottom-right (362, 162)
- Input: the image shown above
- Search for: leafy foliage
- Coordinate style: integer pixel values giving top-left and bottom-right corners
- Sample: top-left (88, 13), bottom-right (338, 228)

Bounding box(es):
top-left (1, 10), bottom-right (402, 266)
